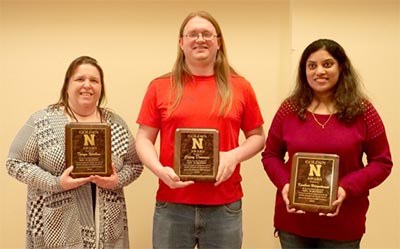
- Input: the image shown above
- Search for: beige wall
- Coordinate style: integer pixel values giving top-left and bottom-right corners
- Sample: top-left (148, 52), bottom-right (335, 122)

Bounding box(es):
top-left (0, 1), bottom-right (398, 248)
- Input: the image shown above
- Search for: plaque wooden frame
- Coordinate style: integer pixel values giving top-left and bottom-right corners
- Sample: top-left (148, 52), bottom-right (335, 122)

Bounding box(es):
top-left (289, 152), bottom-right (339, 213)
top-left (174, 128), bottom-right (219, 182)
top-left (65, 122), bottom-right (112, 178)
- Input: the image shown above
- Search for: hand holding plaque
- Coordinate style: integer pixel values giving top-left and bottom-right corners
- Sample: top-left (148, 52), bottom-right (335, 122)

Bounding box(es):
top-left (65, 122), bottom-right (112, 178)
top-left (174, 128), bottom-right (219, 182)
top-left (289, 152), bottom-right (339, 213)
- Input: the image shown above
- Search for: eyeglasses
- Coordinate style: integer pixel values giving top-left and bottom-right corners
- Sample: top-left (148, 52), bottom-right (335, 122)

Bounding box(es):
top-left (184, 32), bottom-right (218, 41)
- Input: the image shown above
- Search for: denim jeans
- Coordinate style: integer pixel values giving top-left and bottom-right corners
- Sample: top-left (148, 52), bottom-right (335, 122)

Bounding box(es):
top-left (278, 230), bottom-right (361, 249)
top-left (152, 199), bottom-right (242, 249)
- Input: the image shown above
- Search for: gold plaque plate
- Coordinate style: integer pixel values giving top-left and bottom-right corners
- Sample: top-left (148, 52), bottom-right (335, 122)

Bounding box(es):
top-left (289, 152), bottom-right (339, 213)
top-left (174, 128), bottom-right (219, 182)
top-left (65, 122), bottom-right (112, 178)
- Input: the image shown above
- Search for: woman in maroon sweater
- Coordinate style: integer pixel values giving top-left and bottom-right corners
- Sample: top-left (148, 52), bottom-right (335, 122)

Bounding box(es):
top-left (261, 39), bottom-right (392, 248)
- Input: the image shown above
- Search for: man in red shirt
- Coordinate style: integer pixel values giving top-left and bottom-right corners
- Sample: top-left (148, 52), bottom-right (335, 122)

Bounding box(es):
top-left (136, 10), bottom-right (265, 249)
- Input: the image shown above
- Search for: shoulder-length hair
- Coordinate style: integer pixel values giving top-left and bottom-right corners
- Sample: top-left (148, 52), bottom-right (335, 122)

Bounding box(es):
top-left (49, 56), bottom-right (107, 118)
top-left (168, 11), bottom-right (237, 116)
top-left (289, 38), bottom-right (366, 123)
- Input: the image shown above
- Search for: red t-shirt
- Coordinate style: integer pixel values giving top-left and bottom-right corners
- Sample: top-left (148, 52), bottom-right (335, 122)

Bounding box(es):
top-left (137, 74), bottom-right (264, 204)
top-left (262, 100), bottom-right (392, 240)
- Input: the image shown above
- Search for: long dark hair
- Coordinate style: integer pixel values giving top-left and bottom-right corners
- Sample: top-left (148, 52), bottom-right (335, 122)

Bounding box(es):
top-left (289, 39), bottom-right (366, 123)
top-left (49, 56), bottom-right (107, 118)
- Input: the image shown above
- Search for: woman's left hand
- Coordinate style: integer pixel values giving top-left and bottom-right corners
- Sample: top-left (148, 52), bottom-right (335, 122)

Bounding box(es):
top-left (90, 163), bottom-right (119, 189)
top-left (319, 186), bottom-right (346, 217)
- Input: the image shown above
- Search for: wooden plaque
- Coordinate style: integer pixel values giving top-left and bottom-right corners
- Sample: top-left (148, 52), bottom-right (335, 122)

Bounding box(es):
top-left (65, 122), bottom-right (112, 178)
top-left (174, 128), bottom-right (219, 182)
top-left (289, 152), bottom-right (339, 213)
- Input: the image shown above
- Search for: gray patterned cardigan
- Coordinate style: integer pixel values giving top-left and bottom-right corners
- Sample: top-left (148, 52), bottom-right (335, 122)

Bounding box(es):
top-left (6, 107), bottom-right (143, 249)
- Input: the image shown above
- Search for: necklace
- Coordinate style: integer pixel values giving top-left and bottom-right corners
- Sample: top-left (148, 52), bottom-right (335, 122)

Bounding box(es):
top-left (311, 102), bottom-right (333, 129)
top-left (67, 106), bottom-right (102, 123)
top-left (69, 108), bottom-right (80, 122)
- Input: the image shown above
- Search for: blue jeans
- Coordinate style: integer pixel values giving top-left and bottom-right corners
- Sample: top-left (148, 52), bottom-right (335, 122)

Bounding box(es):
top-left (152, 199), bottom-right (242, 249)
top-left (278, 230), bottom-right (361, 249)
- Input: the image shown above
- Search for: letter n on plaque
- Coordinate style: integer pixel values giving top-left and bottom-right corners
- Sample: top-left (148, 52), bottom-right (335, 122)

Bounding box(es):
top-left (174, 128), bottom-right (219, 182)
top-left (289, 152), bottom-right (339, 213)
top-left (65, 122), bottom-right (112, 178)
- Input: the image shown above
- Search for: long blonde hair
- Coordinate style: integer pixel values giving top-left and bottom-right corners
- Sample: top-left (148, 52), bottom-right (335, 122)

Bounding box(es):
top-left (168, 11), bottom-right (237, 116)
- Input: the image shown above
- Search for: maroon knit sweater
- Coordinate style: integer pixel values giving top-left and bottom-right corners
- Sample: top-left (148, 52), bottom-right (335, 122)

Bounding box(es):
top-left (261, 100), bottom-right (392, 240)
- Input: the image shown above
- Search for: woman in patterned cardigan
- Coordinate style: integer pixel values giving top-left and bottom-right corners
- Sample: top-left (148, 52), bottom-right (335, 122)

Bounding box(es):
top-left (6, 56), bottom-right (143, 248)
